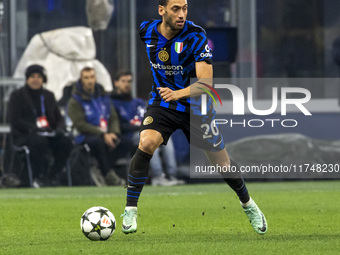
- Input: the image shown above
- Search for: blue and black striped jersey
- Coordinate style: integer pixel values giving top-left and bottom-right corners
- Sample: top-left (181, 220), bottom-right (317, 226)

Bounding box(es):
top-left (140, 19), bottom-right (213, 114)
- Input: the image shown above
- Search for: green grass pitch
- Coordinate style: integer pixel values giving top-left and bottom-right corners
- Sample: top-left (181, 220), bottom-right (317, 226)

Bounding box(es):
top-left (1, 181), bottom-right (339, 255)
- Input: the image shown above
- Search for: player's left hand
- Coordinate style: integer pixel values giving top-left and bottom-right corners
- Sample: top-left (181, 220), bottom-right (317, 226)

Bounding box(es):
top-left (157, 87), bottom-right (180, 102)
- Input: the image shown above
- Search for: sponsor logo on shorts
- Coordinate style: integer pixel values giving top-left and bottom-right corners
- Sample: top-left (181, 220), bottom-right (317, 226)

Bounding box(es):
top-left (213, 139), bottom-right (223, 147)
top-left (143, 116), bottom-right (153, 125)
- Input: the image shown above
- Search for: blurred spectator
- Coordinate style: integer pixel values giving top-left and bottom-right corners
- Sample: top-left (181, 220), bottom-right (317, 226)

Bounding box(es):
top-left (111, 71), bottom-right (184, 186)
top-left (110, 71), bottom-right (144, 150)
top-left (8, 64), bottom-right (73, 187)
top-left (68, 67), bottom-right (125, 186)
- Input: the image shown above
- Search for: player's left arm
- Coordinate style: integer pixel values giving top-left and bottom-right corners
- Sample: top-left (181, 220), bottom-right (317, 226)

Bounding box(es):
top-left (158, 61), bottom-right (212, 102)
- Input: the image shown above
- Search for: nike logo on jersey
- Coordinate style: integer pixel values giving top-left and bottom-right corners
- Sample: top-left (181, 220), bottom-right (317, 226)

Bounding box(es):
top-left (147, 44), bottom-right (155, 47)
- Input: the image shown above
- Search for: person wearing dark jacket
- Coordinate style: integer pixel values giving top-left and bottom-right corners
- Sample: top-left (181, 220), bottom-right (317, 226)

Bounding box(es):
top-left (68, 67), bottom-right (125, 186)
top-left (8, 64), bottom-right (73, 187)
top-left (110, 71), bottom-right (145, 148)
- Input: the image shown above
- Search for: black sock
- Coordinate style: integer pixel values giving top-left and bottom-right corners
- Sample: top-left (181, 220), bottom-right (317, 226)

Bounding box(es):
top-left (223, 160), bottom-right (250, 204)
top-left (126, 148), bottom-right (152, 207)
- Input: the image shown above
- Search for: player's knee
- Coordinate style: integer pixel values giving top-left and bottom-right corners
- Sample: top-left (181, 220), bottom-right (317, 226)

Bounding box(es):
top-left (138, 136), bottom-right (159, 155)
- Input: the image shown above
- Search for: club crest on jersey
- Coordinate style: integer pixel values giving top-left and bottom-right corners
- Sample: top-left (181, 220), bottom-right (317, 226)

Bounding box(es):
top-left (175, 42), bottom-right (183, 54)
top-left (158, 48), bottom-right (169, 62)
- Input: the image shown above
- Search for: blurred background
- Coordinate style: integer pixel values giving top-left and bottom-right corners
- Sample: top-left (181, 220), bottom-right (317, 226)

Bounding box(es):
top-left (1, 0), bottom-right (340, 182)
top-left (1, 0), bottom-right (340, 95)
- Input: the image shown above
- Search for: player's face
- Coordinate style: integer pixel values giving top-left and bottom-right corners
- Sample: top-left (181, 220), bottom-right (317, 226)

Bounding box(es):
top-left (26, 73), bottom-right (44, 90)
top-left (160, 0), bottom-right (188, 31)
top-left (81, 70), bottom-right (96, 94)
top-left (115, 75), bottom-right (133, 94)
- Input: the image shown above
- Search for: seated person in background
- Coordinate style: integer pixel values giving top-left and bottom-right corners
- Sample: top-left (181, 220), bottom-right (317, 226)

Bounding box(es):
top-left (110, 71), bottom-right (144, 154)
top-left (68, 67), bottom-right (125, 186)
top-left (8, 64), bottom-right (73, 187)
top-left (111, 71), bottom-right (184, 186)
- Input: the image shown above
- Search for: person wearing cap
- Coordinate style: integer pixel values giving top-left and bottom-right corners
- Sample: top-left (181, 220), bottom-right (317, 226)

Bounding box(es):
top-left (8, 64), bottom-right (73, 187)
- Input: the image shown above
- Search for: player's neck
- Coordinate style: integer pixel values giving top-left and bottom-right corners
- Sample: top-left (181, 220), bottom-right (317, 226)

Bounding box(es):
top-left (158, 22), bottom-right (180, 40)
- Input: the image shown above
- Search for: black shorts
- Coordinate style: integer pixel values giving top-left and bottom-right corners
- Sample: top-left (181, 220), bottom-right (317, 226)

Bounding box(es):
top-left (140, 106), bottom-right (225, 152)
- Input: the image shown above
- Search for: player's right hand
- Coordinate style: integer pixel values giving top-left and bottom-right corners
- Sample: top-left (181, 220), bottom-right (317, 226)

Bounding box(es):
top-left (157, 87), bottom-right (180, 102)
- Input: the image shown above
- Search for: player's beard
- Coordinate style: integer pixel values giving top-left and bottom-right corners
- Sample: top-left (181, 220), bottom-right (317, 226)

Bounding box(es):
top-left (84, 83), bottom-right (95, 94)
top-left (164, 11), bottom-right (184, 32)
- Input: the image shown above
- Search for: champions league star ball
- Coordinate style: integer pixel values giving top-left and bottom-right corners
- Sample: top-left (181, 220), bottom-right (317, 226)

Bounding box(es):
top-left (80, 206), bottom-right (116, 241)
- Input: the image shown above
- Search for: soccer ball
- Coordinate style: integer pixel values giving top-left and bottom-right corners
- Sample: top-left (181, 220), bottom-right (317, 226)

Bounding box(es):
top-left (80, 206), bottom-right (116, 241)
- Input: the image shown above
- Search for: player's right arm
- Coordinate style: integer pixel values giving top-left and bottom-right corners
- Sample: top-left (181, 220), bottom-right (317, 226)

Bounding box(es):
top-left (158, 61), bottom-right (213, 102)
top-left (179, 61), bottom-right (213, 98)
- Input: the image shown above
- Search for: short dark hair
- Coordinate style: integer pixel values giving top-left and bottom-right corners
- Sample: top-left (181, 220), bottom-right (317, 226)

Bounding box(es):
top-left (81, 67), bottom-right (94, 74)
top-left (159, 0), bottom-right (169, 6)
top-left (80, 67), bottom-right (95, 78)
top-left (114, 70), bottom-right (132, 81)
